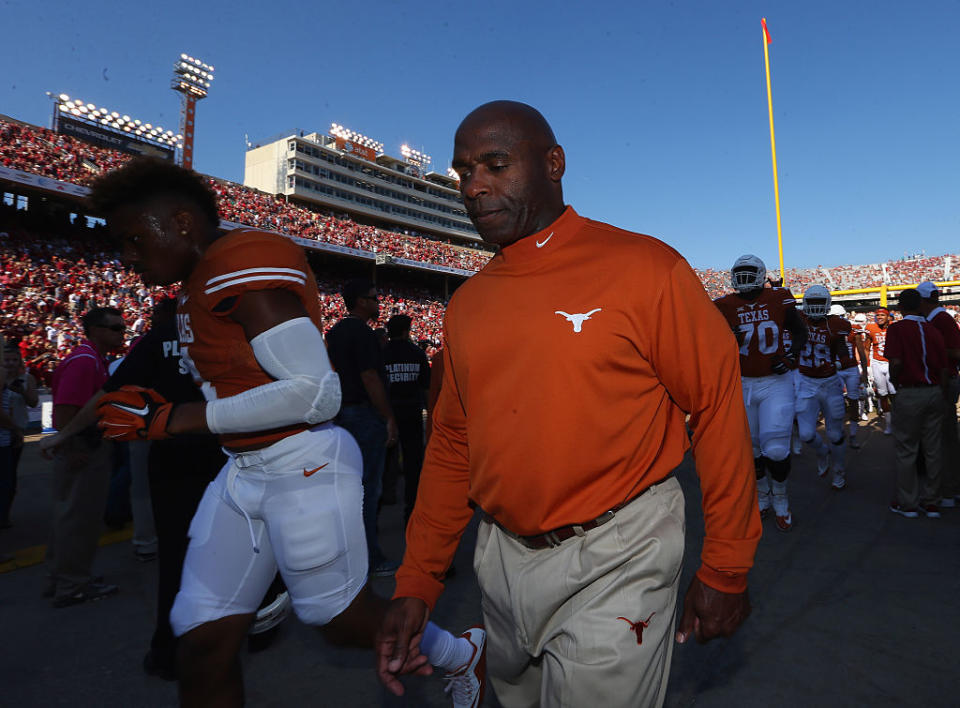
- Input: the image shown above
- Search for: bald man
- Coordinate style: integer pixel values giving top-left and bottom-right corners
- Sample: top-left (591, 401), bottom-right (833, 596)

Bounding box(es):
top-left (376, 102), bottom-right (760, 707)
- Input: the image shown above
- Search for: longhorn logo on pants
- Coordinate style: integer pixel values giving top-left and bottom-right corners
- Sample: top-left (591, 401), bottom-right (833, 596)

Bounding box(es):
top-left (555, 308), bottom-right (602, 333)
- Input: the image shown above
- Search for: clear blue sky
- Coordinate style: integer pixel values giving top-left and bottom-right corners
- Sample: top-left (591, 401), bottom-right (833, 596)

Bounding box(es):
top-left (3, 0), bottom-right (958, 269)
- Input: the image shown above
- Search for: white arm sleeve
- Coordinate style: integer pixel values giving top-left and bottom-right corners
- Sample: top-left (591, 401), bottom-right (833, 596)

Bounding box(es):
top-left (205, 317), bottom-right (341, 435)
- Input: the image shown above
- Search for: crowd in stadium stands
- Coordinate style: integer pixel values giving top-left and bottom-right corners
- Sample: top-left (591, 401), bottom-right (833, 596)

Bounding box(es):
top-left (3, 117), bottom-right (960, 366)
top-left (1, 119), bottom-right (493, 272)
top-left (693, 257), bottom-right (953, 301)
top-left (209, 180), bottom-right (491, 271)
top-left (0, 120), bottom-right (130, 185)
top-left (0, 206), bottom-right (447, 383)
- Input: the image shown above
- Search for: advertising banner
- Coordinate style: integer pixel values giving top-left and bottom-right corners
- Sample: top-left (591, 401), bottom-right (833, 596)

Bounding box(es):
top-left (335, 137), bottom-right (376, 162)
top-left (58, 115), bottom-right (175, 161)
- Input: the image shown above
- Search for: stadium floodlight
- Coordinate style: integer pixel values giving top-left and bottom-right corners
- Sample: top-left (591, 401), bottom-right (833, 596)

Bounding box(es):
top-left (401, 144), bottom-right (432, 170)
top-left (446, 167), bottom-right (460, 181)
top-left (329, 123), bottom-right (384, 153)
top-left (48, 91), bottom-right (183, 155)
top-left (171, 51), bottom-right (215, 169)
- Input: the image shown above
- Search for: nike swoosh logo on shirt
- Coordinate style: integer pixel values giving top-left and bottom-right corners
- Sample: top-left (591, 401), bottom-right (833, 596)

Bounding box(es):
top-left (112, 403), bottom-right (151, 416)
top-left (535, 232), bottom-right (554, 248)
top-left (303, 463), bottom-right (329, 477)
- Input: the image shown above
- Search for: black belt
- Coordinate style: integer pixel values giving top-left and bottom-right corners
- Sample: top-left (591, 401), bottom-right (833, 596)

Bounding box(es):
top-left (484, 473), bottom-right (673, 550)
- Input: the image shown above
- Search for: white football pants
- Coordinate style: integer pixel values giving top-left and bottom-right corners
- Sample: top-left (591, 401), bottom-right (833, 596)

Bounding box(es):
top-left (170, 423), bottom-right (368, 636)
top-left (742, 373), bottom-right (795, 462)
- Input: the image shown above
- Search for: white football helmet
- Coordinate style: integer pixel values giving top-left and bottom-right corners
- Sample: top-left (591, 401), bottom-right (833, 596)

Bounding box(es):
top-left (829, 304), bottom-right (846, 317)
top-left (803, 285), bottom-right (832, 318)
top-left (731, 254), bottom-right (767, 293)
top-left (853, 313), bottom-right (867, 326)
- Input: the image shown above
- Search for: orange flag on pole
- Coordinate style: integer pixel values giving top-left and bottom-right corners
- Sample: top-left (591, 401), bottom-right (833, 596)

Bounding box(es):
top-left (762, 17), bottom-right (772, 44)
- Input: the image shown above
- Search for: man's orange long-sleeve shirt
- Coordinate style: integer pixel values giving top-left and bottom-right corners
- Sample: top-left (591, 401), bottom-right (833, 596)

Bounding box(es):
top-left (395, 207), bottom-right (760, 609)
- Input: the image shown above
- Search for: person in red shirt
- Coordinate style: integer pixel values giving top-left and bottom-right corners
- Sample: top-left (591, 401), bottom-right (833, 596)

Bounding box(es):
top-left (885, 288), bottom-right (949, 517)
top-left (377, 101), bottom-right (760, 707)
top-left (714, 256), bottom-right (807, 531)
top-left (47, 306), bottom-right (126, 607)
top-left (917, 281), bottom-right (960, 507)
top-left (865, 308), bottom-right (895, 434)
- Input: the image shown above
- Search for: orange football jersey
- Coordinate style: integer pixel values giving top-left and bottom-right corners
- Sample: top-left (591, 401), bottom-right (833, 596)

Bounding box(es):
top-left (177, 229), bottom-right (323, 450)
top-left (864, 321), bottom-right (889, 362)
top-left (833, 317), bottom-right (858, 370)
top-left (798, 314), bottom-right (846, 378)
top-left (714, 287), bottom-right (798, 377)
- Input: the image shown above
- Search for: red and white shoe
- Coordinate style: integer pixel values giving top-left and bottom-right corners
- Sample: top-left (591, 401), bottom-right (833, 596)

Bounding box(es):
top-left (444, 626), bottom-right (486, 708)
top-left (758, 491), bottom-right (773, 520)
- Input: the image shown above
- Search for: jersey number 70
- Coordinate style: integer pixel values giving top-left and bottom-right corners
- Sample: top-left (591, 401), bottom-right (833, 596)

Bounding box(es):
top-left (737, 321), bottom-right (780, 357)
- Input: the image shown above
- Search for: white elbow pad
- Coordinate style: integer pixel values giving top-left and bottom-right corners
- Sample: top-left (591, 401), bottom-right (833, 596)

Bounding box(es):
top-left (206, 317), bottom-right (341, 434)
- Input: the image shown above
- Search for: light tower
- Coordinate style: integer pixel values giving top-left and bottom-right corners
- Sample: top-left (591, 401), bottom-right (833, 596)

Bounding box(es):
top-left (171, 53), bottom-right (214, 169)
top-left (401, 144), bottom-right (431, 177)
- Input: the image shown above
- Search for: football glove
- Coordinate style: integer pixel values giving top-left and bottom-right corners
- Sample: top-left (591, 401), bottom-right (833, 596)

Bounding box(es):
top-left (770, 353), bottom-right (797, 375)
top-left (97, 386), bottom-right (173, 441)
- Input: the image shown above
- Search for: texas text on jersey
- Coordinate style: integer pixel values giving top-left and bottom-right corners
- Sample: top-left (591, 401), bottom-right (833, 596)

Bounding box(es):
top-left (714, 287), bottom-right (798, 377)
top-left (864, 321), bottom-right (889, 362)
top-left (177, 228), bottom-right (323, 450)
top-left (798, 314), bottom-right (848, 378)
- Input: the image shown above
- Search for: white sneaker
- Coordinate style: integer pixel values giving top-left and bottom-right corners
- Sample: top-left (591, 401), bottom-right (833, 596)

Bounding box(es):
top-left (831, 470), bottom-right (846, 490)
top-left (940, 497), bottom-right (957, 508)
top-left (444, 626), bottom-right (486, 708)
top-left (817, 451), bottom-right (830, 478)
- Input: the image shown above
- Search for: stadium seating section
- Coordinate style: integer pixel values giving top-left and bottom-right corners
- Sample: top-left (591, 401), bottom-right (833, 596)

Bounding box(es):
top-left (2, 117), bottom-right (957, 375)
top-left (0, 205), bottom-right (446, 383)
top-left (0, 120), bottom-right (492, 272)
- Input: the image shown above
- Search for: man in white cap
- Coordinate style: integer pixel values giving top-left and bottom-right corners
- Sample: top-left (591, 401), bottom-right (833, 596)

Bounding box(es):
top-left (917, 281), bottom-right (960, 506)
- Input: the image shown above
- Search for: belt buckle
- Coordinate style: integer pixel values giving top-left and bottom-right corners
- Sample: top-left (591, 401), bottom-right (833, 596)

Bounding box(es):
top-left (543, 530), bottom-right (563, 548)
top-left (594, 510), bottom-right (616, 527)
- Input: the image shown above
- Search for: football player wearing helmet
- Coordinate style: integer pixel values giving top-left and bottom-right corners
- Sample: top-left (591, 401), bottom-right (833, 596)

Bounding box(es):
top-left (796, 287), bottom-right (851, 492)
top-left (714, 255), bottom-right (808, 531)
top-left (89, 159), bottom-right (483, 706)
top-left (865, 308), bottom-right (896, 434)
top-left (852, 313), bottom-right (875, 418)
top-left (830, 305), bottom-right (870, 449)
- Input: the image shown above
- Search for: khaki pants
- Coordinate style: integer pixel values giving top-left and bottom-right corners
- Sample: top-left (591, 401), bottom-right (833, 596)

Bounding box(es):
top-left (47, 440), bottom-right (113, 599)
top-left (940, 378), bottom-right (960, 498)
top-left (892, 387), bottom-right (943, 509)
top-left (474, 476), bottom-right (685, 708)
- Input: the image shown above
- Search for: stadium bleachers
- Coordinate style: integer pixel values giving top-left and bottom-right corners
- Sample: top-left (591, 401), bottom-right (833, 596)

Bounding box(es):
top-left (1, 119), bottom-right (493, 273)
top-left (0, 205), bottom-right (447, 381)
top-left (3, 115), bottom-right (959, 373)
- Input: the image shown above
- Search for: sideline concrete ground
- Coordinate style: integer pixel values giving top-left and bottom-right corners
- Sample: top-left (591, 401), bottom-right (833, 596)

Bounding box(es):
top-left (2, 419), bottom-right (957, 707)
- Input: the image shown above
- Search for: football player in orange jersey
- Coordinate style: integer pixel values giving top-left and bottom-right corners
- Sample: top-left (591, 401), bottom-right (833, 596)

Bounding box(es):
top-left (714, 255), bottom-right (808, 531)
top-left (830, 305), bottom-right (870, 449)
top-left (796, 287), bottom-right (852, 491)
top-left (865, 308), bottom-right (896, 434)
top-left (88, 159), bottom-right (484, 708)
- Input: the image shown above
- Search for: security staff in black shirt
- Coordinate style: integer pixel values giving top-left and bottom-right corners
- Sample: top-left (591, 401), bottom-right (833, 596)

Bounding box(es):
top-left (103, 299), bottom-right (228, 678)
top-left (382, 314), bottom-right (430, 523)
